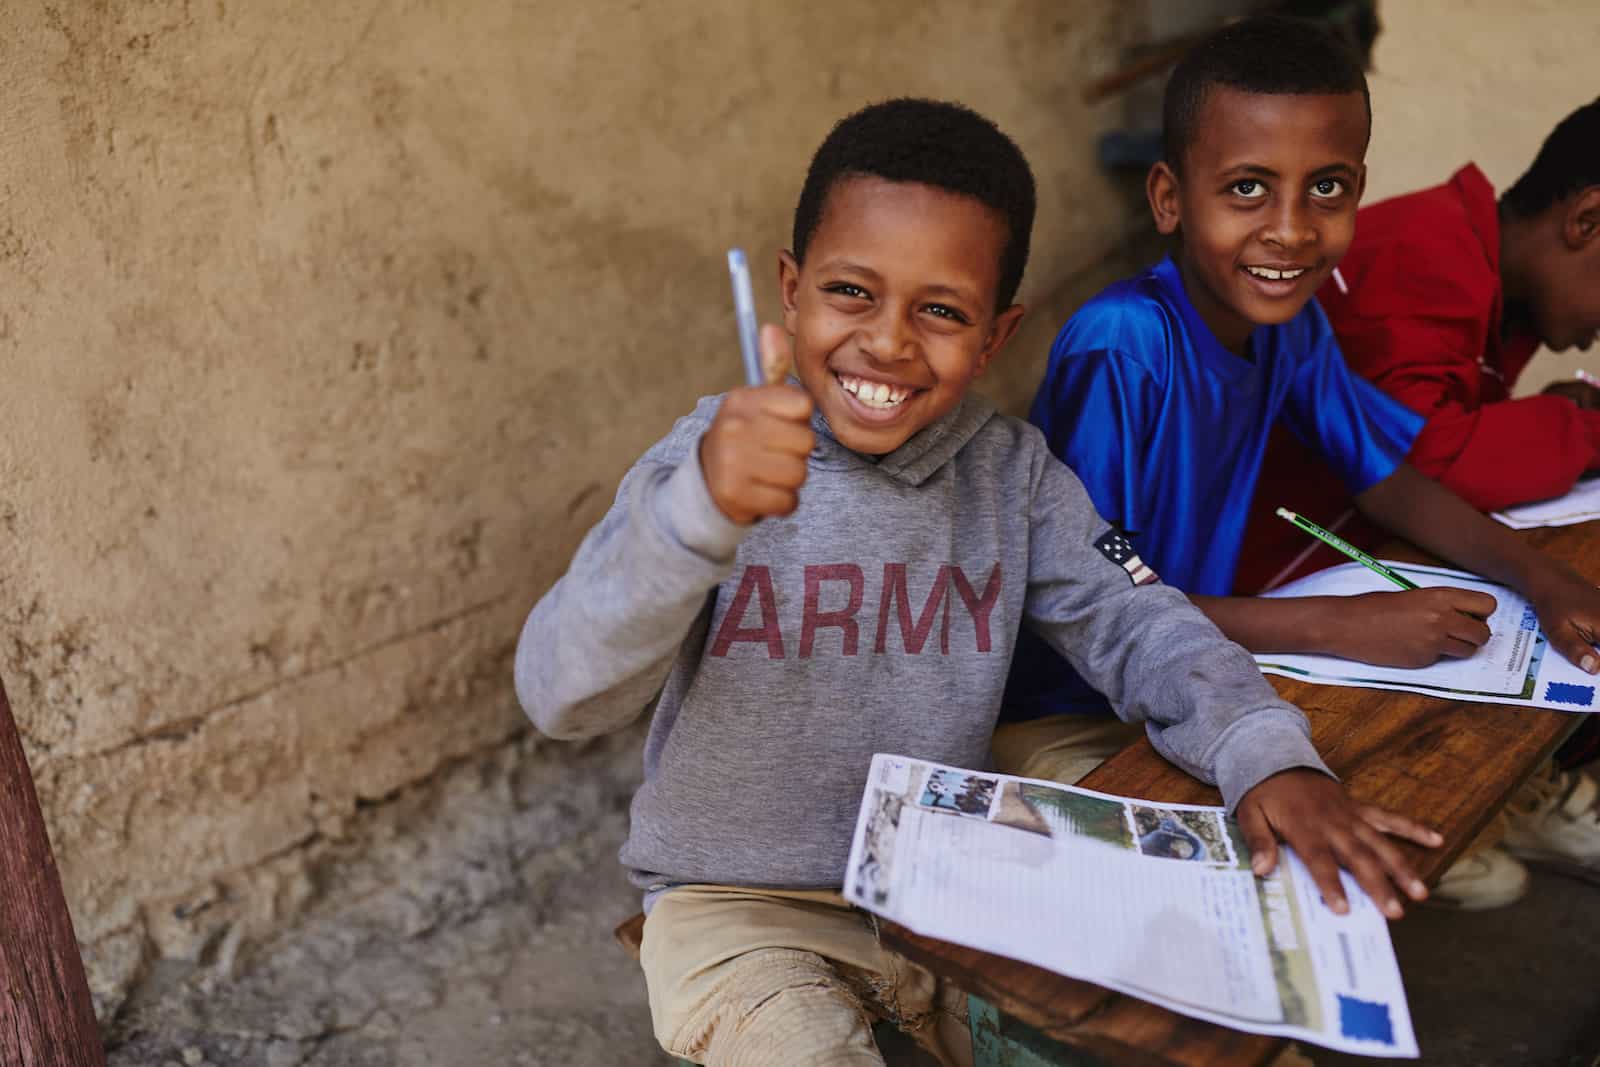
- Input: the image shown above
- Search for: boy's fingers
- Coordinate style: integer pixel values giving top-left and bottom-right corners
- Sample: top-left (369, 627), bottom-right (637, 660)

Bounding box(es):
top-left (1440, 636), bottom-right (1485, 659)
top-left (1445, 612), bottom-right (1491, 647)
top-left (752, 418), bottom-right (816, 459)
top-left (1449, 590), bottom-right (1498, 618)
top-left (1549, 623), bottom-right (1600, 674)
top-left (1330, 832), bottom-right (1404, 918)
top-left (758, 323), bottom-right (793, 384)
top-left (1235, 801), bottom-right (1278, 877)
top-left (751, 383), bottom-right (815, 422)
top-left (1299, 841), bottom-right (1350, 915)
top-left (748, 453), bottom-right (811, 491)
top-left (1357, 804), bottom-right (1443, 849)
top-left (1345, 822), bottom-right (1426, 910)
top-left (740, 483), bottom-right (801, 519)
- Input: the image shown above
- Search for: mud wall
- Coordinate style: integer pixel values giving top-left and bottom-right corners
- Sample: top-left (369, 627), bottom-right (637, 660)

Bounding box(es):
top-left (0, 0), bottom-right (1148, 1014)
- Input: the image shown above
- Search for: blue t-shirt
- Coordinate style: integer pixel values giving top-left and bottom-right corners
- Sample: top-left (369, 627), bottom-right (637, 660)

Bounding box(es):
top-left (1005, 256), bottom-right (1423, 720)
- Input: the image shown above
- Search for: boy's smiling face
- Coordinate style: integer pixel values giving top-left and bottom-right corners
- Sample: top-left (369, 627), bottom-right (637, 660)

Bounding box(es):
top-left (778, 177), bottom-right (1023, 455)
top-left (1149, 86), bottom-right (1369, 354)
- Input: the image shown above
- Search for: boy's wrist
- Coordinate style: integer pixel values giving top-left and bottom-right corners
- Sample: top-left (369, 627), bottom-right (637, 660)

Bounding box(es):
top-left (1519, 555), bottom-right (1590, 609)
top-left (1296, 596), bottom-right (1344, 656)
top-left (653, 441), bottom-right (749, 563)
top-left (1211, 710), bottom-right (1333, 813)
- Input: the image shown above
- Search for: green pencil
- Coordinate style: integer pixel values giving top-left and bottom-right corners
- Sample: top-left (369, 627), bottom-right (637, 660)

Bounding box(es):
top-left (1274, 507), bottom-right (1419, 591)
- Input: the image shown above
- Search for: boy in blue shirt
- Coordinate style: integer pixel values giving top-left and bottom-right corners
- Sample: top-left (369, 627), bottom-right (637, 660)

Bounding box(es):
top-left (1003, 15), bottom-right (1600, 910)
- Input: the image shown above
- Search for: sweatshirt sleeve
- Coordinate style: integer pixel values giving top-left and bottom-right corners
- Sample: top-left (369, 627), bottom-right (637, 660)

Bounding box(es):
top-left (1337, 311), bottom-right (1600, 512)
top-left (1022, 444), bottom-right (1331, 810)
top-left (514, 400), bottom-right (748, 740)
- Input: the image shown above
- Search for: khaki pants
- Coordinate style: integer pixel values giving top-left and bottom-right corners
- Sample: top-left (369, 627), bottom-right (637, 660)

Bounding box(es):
top-left (641, 885), bottom-right (972, 1066)
top-left (990, 712), bottom-right (1145, 784)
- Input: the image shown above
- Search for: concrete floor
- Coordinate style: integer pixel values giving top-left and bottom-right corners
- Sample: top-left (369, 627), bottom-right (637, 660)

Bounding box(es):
top-left (103, 805), bottom-right (1600, 1067)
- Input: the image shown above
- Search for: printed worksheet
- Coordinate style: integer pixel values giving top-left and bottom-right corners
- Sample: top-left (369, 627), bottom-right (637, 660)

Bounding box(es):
top-left (1254, 561), bottom-right (1598, 712)
top-left (1492, 476), bottom-right (1600, 529)
top-left (844, 754), bottom-right (1419, 1058)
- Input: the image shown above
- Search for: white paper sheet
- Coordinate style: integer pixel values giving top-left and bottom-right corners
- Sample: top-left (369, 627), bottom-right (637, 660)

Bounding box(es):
top-left (844, 754), bottom-right (1419, 1058)
top-left (1492, 477), bottom-right (1600, 529)
top-left (1254, 561), bottom-right (1599, 712)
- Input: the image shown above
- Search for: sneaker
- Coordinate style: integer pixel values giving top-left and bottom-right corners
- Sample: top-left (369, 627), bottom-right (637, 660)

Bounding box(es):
top-left (1429, 847), bottom-right (1529, 910)
top-left (1503, 765), bottom-right (1600, 881)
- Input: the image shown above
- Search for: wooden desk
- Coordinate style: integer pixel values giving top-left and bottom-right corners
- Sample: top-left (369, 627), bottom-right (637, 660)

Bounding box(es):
top-left (884, 523), bottom-right (1596, 1066)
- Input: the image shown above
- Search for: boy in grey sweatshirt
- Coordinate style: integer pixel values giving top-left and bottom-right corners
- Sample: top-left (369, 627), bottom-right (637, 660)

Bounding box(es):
top-left (516, 99), bottom-right (1439, 1067)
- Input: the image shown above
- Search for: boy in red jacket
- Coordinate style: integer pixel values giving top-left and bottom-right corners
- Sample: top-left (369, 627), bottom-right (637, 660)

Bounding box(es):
top-left (1326, 98), bottom-right (1600, 510)
top-left (1243, 98), bottom-right (1600, 594)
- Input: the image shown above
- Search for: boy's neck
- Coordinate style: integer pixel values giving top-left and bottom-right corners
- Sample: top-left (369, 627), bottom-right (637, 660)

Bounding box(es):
top-left (1497, 202), bottom-right (1541, 338)
top-left (1175, 253), bottom-right (1256, 358)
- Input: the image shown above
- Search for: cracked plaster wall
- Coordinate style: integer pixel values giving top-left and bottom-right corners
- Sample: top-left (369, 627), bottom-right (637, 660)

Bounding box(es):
top-left (0, 0), bottom-right (1149, 1019)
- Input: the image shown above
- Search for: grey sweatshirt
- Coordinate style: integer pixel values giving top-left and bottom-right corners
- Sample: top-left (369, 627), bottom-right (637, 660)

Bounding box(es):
top-left (516, 392), bottom-right (1330, 891)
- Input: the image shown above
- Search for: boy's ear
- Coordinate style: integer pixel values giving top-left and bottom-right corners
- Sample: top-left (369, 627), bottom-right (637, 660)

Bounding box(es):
top-left (1146, 162), bottom-right (1182, 236)
top-left (777, 249), bottom-right (802, 334)
top-left (974, 303), bottom-right (1026, 377)
top-left (1563, 186), bottom-right (1600, 251)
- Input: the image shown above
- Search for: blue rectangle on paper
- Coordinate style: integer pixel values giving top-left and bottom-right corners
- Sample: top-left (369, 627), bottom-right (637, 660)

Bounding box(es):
top-left (1546, 682), bottom-right (1596, 707)
top-left (1337, 995), bottom-right (1395, 1044)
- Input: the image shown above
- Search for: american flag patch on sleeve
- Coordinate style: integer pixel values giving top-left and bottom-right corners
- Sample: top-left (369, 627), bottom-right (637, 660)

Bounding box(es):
top-left (1094, 528), bottom-right (1159, 586)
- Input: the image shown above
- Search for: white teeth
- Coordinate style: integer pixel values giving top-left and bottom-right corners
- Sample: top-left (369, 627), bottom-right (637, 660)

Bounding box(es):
top-left (1245, 266), bottom-right (1306, 281)
top-left (837, 373), bottom-right (911, 409)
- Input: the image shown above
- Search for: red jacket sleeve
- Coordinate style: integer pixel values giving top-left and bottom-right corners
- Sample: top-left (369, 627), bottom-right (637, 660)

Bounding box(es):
top-left (1335, 313), bottom-right (1600, 513)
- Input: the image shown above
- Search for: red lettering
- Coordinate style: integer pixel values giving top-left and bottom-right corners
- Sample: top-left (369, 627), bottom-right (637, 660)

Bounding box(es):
top-left (709, 565), bottom-right (785, 658)
top-left (874, 564), bottom-right (950, 655)
top-left (950, 564), bottom-right (1003, 652)
top-left (800, 564), bottom-right (864, 658)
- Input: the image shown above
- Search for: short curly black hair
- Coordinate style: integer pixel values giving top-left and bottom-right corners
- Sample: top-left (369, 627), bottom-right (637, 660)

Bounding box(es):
top-left (1163, 15), bottom-right (1370, 172)
top-left (1502, 97), bottom-right (1600, 218)
top-left (791, 98), bottom-right (1036, 309)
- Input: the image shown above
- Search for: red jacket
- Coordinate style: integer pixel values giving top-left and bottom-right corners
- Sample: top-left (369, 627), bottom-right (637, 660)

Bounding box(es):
top-left (1321, 164), bottom-right (1599, 510)
top-left (1234, 165), bottom-right (1600, 593)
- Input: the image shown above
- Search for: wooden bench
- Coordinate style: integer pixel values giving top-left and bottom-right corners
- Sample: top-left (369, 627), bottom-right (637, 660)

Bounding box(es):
top-left (0, 676), bottom-right (108, 1067)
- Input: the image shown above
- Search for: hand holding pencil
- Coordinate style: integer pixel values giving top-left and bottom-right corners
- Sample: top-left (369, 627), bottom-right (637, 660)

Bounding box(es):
top-left (1275, 508), bottom-right (1499, 668)
top-left (1318, 588), bottom-right (1499, 668)
top-left (700, 250), bottom-right (812, 525)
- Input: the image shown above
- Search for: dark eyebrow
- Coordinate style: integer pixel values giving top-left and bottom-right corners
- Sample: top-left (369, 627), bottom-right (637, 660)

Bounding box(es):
top-left (817, 262), bottom-right (981, 307)
top-left (1219, 164), bottom-right (1279, 180)
top-left (1308, 162), bottom-right (1360, 180)
top-left (922, 283), bottom-right (981, 305)
top-left (817, 260), bottom-right (883, 282)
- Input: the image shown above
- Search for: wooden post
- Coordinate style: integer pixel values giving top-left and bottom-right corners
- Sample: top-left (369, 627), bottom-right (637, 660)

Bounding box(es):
top-left (0, 677), bottom-right (107, 1067)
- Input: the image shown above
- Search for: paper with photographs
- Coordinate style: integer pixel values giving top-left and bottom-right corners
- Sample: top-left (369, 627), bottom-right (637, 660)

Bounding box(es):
top-left (1492, 476), bottom-right (1600, 529)
top-left (1255, 561), bottom-right (1598, 712)
top-left (844, 754), bottom-right (1419, 1058)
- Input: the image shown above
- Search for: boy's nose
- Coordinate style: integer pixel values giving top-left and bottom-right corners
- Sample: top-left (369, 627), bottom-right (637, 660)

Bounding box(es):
top-left (1260, 201), bottom-right (1316, 250)
top-left (859, 308), bottom-right (917, 362)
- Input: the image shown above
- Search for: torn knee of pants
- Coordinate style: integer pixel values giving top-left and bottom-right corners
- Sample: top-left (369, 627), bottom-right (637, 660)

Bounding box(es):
top-left (835, 960), bottom-right (934, 1036)
top-left (673, 949), bottom-right (871, 1059)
